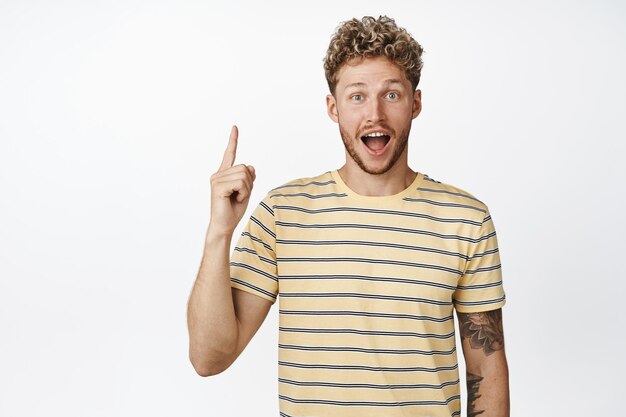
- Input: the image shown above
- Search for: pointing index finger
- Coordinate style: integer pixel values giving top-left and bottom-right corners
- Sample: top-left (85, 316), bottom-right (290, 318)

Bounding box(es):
top-left (219, 125), bottom-right (238, 171)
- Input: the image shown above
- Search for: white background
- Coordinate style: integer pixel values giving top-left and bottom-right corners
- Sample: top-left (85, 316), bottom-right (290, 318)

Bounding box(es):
top-left (1, 0), bottom-right (625, 415)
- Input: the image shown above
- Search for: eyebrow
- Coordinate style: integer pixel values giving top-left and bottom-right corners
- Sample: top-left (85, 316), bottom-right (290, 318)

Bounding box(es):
top-left (345, 79), bottom-right (404, 89)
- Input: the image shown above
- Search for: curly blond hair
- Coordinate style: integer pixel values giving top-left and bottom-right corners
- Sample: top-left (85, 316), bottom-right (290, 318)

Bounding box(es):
top-left (323, 16), bottom-right (424, 94)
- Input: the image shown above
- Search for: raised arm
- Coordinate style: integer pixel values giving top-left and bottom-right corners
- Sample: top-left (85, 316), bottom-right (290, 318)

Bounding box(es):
top-left (456, 308), bottom-right (510, 417)
top-left (187, 126), bottom-right (271, 376)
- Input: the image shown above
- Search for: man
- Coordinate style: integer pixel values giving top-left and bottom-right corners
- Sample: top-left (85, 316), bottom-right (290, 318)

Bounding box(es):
top-left (188, 15), bottom-right (509, 417)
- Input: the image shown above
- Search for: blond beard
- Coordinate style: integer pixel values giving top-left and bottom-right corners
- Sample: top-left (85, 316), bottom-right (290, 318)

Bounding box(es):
top-left (338, 123), bottom-right (411, 175)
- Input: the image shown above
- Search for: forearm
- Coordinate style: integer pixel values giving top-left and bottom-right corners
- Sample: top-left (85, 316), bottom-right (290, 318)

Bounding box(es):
top-left (187, 227), bottom-right (239, 375)
top-left (458, 308), bottom-right (510, 417)
top-left (466, 354), bottom-right (510, 417)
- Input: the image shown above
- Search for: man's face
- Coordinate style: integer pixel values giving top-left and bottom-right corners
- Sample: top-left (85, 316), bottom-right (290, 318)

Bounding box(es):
top-left (326, 56), bottom-right (422, 175)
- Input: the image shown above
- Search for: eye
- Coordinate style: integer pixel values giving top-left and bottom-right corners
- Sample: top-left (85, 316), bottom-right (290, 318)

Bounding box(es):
top-left (351, 94), bottom-right (363, 101)
top-left (387, 92), bottom-right (399, 100)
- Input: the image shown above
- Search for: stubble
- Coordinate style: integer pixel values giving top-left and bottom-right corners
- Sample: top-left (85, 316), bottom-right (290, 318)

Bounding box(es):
top-left (338, 122), bottom-right (410, 175)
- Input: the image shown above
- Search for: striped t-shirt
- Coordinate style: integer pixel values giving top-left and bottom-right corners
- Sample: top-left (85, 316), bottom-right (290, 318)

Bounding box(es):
top-left (229, 169), bottom-right (506, 417)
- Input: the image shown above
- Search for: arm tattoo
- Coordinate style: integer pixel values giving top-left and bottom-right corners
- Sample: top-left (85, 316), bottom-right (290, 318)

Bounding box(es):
top-left (467, 372), bottom-right (485, 416)
top-left (458, 308), bottom-right (504, 355)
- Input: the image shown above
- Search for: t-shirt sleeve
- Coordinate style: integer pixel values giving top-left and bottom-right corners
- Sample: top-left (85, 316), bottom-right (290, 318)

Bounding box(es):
top-left (453, 207), bottom-right (506, 313)
top-left (229, 192), bottom-right (279, 305)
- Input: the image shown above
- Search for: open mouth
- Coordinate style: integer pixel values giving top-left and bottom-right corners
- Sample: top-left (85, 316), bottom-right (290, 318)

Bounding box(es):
top-left (361, 132), bottom-right (391, 153)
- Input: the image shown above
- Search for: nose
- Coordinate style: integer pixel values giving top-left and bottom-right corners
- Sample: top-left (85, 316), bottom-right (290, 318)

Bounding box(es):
top-left (367, 97), bottom-right (385, 124)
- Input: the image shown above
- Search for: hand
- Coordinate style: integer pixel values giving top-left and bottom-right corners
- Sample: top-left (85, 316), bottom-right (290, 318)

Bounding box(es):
top-left (208, 126), bottom-right (256, 237)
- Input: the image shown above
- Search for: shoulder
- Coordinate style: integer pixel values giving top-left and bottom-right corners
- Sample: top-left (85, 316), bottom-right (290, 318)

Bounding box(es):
top-left (419, 173), bottom-right (490, 216)
top-left (249, 172), bottom-right (335, 221)
top-left (266, 171), bottom-right (335, 198)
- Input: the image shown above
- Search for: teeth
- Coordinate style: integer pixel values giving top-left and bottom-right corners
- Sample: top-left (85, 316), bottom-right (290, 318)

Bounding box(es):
top-left (365, 132), bottom-right (386, 137)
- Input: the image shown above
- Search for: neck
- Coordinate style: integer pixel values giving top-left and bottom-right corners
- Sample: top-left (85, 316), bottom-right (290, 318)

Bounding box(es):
top-left (337, 161), bottom-right (416, 197)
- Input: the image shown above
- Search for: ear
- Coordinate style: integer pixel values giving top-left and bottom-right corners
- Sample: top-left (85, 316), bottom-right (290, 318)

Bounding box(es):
top-left (411, 89), bottom-right (422, 119)
top-left (326, 94), bottom-right (339, 123)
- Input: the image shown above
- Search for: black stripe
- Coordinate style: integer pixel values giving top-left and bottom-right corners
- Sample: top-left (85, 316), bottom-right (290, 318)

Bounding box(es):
top-left (454, 295), bottom-right (506, 306)
top-left (278, 274), bottom-right (458, 291)
top-left (279, 393), bottom-right (460, 406)
top-left (276, 238), bottom-right (471, 261)
top-left (279, 360), bottom-right (459, 373)
top-left (276, 256), bottom-right (462, 275)
top-left (278, 376), bottom-right (460, 390)
top-left (275, 221), bottom-right (483, 243)
top-left (280, 292), bottom-right (452, 306)
top-left (230, 278), bottom-right (277, 300)
top-left (230, 262), bottom-right (277, 282)
top-left (232, 247), bottom-right (276, 266)
top-left (417, 187), bottom-right (482, 203)
top-left (271, 179), bottom-right (336, 191)
top-left (456, 280), bottom-right (503, 290)
top-left (271, 192), bottom-right (348, 199)
top-left (402, 198), bottom-right (486, 213)
top-left (464, 264), bottom-right (501, 275)
top-left (278, 343), bottom-right (456, 356)
top-left (423, 175), bottom-right (442, 184)
top-left (279, 309), bottom-right (453, 322)
top-left (251, 215), bottom-right (276, 239)
top-left (475, 230), bottom-right (497, 243)
top-left (470, 248), bottom-right (499, 259)
top-left (259, 200), bottom-right (275, 216)
top-left (273, 205), bottom-right (482, 226)
top-left (279, 327), bottom-right (455, 339)
top-left (239, 231), bottom-right (274, 252)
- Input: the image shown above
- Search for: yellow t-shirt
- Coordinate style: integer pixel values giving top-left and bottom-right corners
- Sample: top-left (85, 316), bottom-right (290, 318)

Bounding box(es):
top-left (230, 169), bottom-right (506, 417)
